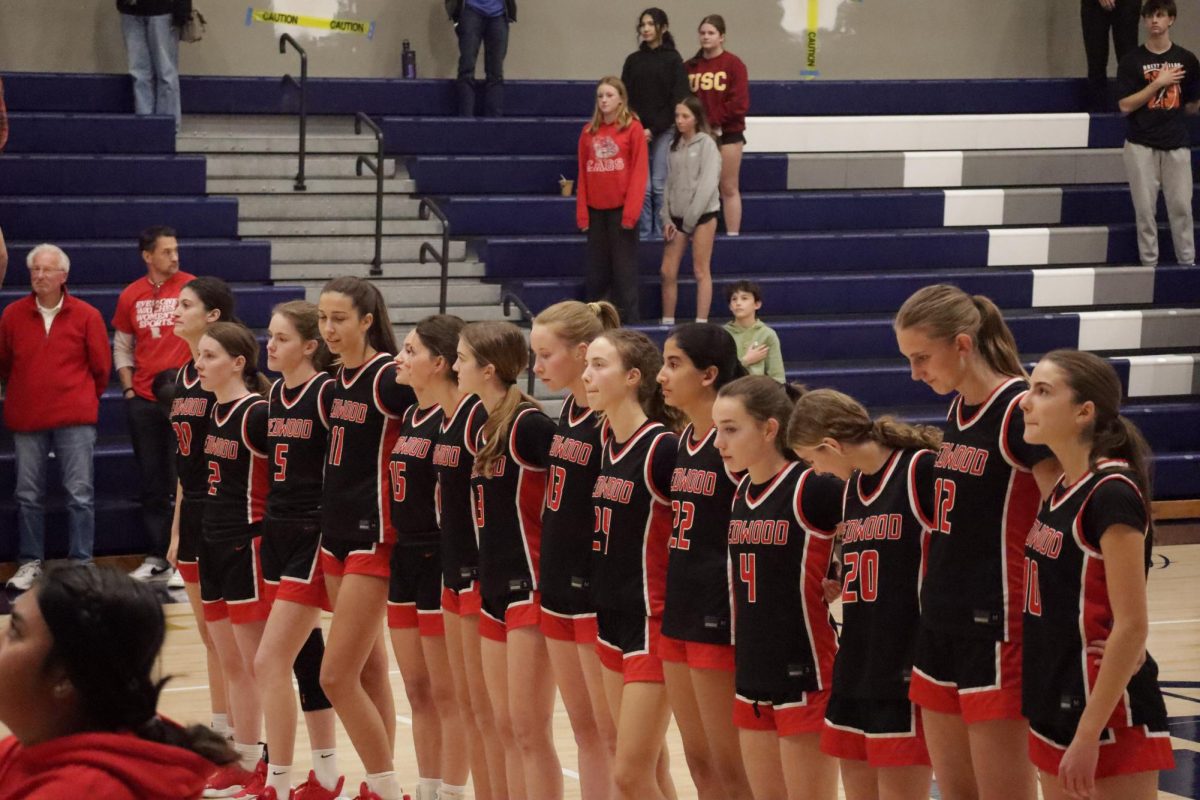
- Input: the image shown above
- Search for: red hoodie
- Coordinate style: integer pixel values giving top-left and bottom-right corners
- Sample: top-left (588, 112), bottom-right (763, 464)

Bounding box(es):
top-left (686, 50), bottom-right (750, 135)
top-left (0, 731), bottom-right (215, 800)
top-left (576, 117), bottom-right (649, 230)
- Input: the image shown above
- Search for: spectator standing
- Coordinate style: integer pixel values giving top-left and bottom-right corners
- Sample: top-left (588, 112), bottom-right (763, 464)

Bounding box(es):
top-left (723, 281), bottom-right (784, 382)
top-left (116, 0), bottom-right (189, 130)
top-left (577, 77), bottom-right (649, 324)
top-left (686, 15), bottom-right (749, 235)
top-left (1117, 0), bottom-right (1200, 267)
top-left (112, 226), bottom-right (195, 583)
top-left (659, 96), bottom-right (721, 326)
top-left (0, 76), bottom-right (8, 152)
top-left (447, 0), bottom-right (517, 116)
top-left (0, 226), bottom-right (8, 287)
top-left (0, 245), bottom-right (111, 591)
top-left (1082, 0), bottom-right (1141, 109)
top-left (622, 7), bottom-right (690, 240)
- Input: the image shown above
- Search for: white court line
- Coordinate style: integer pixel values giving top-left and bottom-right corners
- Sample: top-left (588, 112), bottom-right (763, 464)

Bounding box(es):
top-left (1149, 618), bottom-right (1200, 626)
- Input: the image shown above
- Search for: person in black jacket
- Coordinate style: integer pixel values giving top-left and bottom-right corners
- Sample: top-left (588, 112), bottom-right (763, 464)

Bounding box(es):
top-left (446, 0), bottom-right (517, 116)
top-left (116, 0), bottom-right (190, 130)
top-left (621, 8), bottom-right (690, 240)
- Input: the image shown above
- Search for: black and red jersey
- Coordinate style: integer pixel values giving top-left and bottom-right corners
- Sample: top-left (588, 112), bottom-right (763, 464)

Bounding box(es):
top-left (922, 377), bottom-right (1052, 641)
top-left (170, 361), bottom-right (215, 499)
top-left (590, 420), bottom-right (678, 617)
top-left (728, 462), bottom-right (842, 698)
top-left (834, 448), bottom-right (934, 700)
top-left (388, 404), bottom-right (443, 546)
top-left (540, 396), bottom-right (606, 608)
top-left (266, 374), bottom-right (332, 523)
top-left (202, 394), bottom-right (269, 541)
top-left (320, 354), bottom-right (414, 544)
top-left (1022, 461), bottom-right (1167, 733)
top-left (662, 423), bottom-right (740, 645)
top-left (471, 404), bottom-right (555, 601)
top-left (435, 394), bottom-right (487, 591)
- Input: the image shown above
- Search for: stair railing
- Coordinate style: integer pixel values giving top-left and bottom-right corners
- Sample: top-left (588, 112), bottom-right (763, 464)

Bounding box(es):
top-left (278, 34), bottom-right (307, 191)
top-left (418, 198), bottom-right (451, 314)
top-left (354, 112), bottom-right (386, 277)
top-left (502, 292), bottom-right (537, 395)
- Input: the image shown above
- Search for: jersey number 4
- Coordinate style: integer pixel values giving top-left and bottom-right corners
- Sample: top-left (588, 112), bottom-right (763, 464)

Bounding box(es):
top-left (669, 500), bottom-right (695, 550)
top-left (933, 477), bottom-right (956, 534)
top-left (738, 552), bottom-right (757, 603)
top-left (842, 549), bottom-right (879, 603)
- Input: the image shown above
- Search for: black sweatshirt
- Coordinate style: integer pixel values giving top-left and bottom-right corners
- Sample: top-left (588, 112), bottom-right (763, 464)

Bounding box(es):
top-left (621, 42), bottom-right (691, 136)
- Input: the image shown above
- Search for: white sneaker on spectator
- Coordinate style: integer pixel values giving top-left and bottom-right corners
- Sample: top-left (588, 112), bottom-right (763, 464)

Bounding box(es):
top-left (6, 560), bottom-right (43, 592)
top-left (167, 568), bottom-right (186, 590)
top-left (129, 558), bottom-right (174, 583)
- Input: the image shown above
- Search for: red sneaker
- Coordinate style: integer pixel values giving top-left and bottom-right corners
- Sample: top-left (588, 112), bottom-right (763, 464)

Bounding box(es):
top-left (204, 760), bottom-right (265, 798)
top-left (232, 759), bottom-right (269, 798)
top-left (289, 771), bottom-right (345, 800)
top-left (259, 789), bottom-right (279, 800)
top-left (352, 784), bottom-right (382, 800)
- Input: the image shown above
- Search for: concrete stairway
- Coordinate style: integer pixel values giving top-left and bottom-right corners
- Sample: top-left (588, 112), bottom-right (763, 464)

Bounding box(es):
top-left (177, 114), bottom-right (515, 325)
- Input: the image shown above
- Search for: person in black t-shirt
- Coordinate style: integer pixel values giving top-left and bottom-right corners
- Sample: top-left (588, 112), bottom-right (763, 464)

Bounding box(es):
top-left (1116, 0), bottom-right (1200, 267)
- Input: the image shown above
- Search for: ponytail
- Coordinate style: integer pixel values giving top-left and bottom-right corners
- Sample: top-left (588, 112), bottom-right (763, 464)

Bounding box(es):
top-left (321, 276), bottom-right (399, 357)
top-left (718, 375), bottom-right (799, 459)
top-left (204, 321), bottom-right (270, 396)
top-left (599, 329), bottom-right (686, 432)
top-left (461, 321), bottom-right (541, 477)
top-left (788, 387), bottom-right (942, 452)
top-left (971, 294), bottom-right (1025, 379)
top-left (895, 284), bottom-right (1026, 379)
top-left (273, 300), bottom-right (334, 373)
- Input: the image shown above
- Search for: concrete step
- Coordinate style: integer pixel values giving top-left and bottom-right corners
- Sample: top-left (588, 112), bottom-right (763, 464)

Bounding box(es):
top-left (208, 176), bottom-right (417, 194)
top-left (271, 260), bottom-right (488, 281)
top-left (240, 218), bottom-right (442, 237)
top-left (205, 154), bottom-right (409, 180)
top-left (269, 236), bottom-right (468, 262)
top-left (294, 279), bottom-right (501, 307)
top-left (237, 194), bottom-right (421, 218)
top-left (182, 114), bottom-right (361, 135)
top-left (388, 303), bottom-right (517, 324)
top-left (177, 134), bottom-right (373, 155)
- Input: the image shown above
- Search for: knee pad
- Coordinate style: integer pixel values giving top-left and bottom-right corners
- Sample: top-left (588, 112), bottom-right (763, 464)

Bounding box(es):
top-left (293, 628), bottom-right (333, 712)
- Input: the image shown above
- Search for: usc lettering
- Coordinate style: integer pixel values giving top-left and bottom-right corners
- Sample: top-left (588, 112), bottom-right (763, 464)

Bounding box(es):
top-left (689, 71), bottom-right (728, 92)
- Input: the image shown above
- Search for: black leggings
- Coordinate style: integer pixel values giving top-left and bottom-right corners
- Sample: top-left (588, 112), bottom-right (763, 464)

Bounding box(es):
top-left (585, 206), bottom-right (640, 323)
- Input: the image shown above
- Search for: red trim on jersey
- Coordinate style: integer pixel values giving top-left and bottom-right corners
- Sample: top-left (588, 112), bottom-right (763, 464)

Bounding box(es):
top-left (856, 448), bottom-right (903, 506)
top-left (371, 358), bottom-right (403, 419)
top-left (276, 372), bottom-right (325, 411)
top-left (239, 398), bottom-right (269, 459)
top-left (998, 391), bottom-right (1035, 472)
top-left (316, 379), bottom-right (332, 430)
top-left (733, 691), bottom-right (829, 736)
top-left (565, 395), bottom-right (595, 427)
top-left (907, 449), bottom-right (938, 531)
top-left (339, 352), bottom-right (391, 389)
top-left (643, 432), bottom-right (674, 505)
top-left (1002, 469), bottom-right (1042, 642)
top-left (411, 404), bottom-right (441, 428)
top-left (683, 423), bottom-right (716, 457)
top-left (509, 407), bottom-right (548, 472)
top-left (796, 470), bottom-right (838, 692)
top-left (954, 377), bottom-right (1024, 431)
top-left (248, 451), bottom-right (269, 525)
top-left (607, 420), bottom-right (663, 464)
top-left (516, 460), bottom-right (549, 587)
top-left (742, 461), bottom-right (798, 509)
top-left (180, 361), bottom-right (200, 389)
top-left (376, 416), bottom-right (402, 543)
top-left (644, 498), bottom-right (673, 617)
top-left (820, 705), bottom-right (930, 768)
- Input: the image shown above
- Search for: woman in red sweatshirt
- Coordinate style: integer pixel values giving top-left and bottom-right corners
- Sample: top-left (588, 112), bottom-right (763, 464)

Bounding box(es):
top-left (577, 76), bottom-right (649, 324)
top-left (686, 14), bottom-right (750, 236)
top-left (0, 564), bottom-right (233, 799)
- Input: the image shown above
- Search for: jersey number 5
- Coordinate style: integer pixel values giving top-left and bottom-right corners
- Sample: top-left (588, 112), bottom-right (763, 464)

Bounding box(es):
top-left (206, 461), bottom-right (221, 496)
top-left (273, 444), bottom-right (289, 482)
top-left (546, 465), bottom-right (567, 511)
top-left (933, 477), bottom-right (956, 534)
top-left (669, 500), bottom-right (696, 550)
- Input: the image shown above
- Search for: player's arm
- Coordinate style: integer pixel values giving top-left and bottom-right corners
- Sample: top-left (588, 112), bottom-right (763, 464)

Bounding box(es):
top-left (1118, 65), bottom-right (1184, 114)
top-left (0, 225), bottom-right (7, 287)
top-left (167, 481), bottom-right (183, 566)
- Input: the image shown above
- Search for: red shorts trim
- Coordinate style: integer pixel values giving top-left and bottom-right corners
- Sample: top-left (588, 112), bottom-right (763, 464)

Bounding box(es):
top-left (387, 603), bottom-right (446, 637)
top-left (320, 541), bottom-right (392, 580)
top-left (596, 614), bottom-right (664, 684)
top-left (820, 706), bottom-right (930, 767)
top-left (176, 560), bottom-right (200, 585)
top-left (539, 607), bottom-right (598, 644)
top-left (441, 584), bottom-right (481, 617)
top-left (201, 599), bottom-right (230, 622)
top-left (657, 634), bottom-right (736, 672)
top-left (909, 637), bottom-right (1023, 724)
top-left (479, 592), bottom-right (541, 643)
top-left (734, 691), bottom-right (830, 737)
top-left (269, 575), bottom-right (331, 611)
top-left (1029, 725), bottom-right (1175, 779)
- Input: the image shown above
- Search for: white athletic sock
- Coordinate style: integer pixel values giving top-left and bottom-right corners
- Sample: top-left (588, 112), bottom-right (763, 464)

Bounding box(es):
top-left (365, 771), bottom-right (402, 800)
top-left (695, 317), bottom-right (708, 324)
top-left (311, 748), bottom-right (339, 790)
top-left (210, 713), bottom-right (230, 739)
top-left (266, 764), bottom-right (292, 795)
top-left (661, 316), bottom-right (675, 326)
top-left (727, 231), bottom-right (740, 236)
top-left (234, 741), bottom-right (263, 773)
top-left (439, 782), bottom-right (467, 799)
top-left (417, 777), bottom-right (441, 800)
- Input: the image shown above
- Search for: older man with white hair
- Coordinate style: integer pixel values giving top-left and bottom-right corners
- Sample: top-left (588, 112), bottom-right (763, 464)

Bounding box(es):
top-left (0, 244), bottom-right (111, 590)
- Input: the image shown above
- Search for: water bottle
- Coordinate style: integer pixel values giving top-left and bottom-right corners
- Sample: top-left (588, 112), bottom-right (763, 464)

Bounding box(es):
top-left (402, 40), bottom-right (417, 79)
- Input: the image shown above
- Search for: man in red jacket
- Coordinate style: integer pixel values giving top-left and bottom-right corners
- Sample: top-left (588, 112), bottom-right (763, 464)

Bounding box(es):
top-left (0, 244), bottom-right (112, 591)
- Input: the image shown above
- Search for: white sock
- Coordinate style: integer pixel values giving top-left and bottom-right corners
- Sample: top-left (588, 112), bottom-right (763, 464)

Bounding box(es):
top-left (311, 748), bottom-right (339, 790)
top-left (417, 777), bottom-right (441, 800)
top-left (365, 771), bottom-right (402, 800)
top-left (727, 231), bottom-right (740, 236)
top-left (439, 783), bottom-right (467, 799)
top-left (210, 713), bottom-right (230, 738)
top-left (695, 318), bottom-right (708, 324)
top-left (661, 316), bottom-right (675, 326)
top-left (234, 741), bottom-right (263, 772)
top-left (267, 764), bottom-right (291, 795)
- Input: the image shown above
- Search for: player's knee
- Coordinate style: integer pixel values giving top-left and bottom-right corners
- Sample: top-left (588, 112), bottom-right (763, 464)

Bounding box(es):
top-left (403, 673), bottom-right (435, 713)
top-left (612, 758), bottom-right (645, 795)
top-left (293, 629), bottom-right (332, 712)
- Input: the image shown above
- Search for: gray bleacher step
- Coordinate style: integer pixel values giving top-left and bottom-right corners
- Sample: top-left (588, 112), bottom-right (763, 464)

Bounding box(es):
top-left (240, 218), bottom-right (443, 237)
top-left (177, 134), bottom-right (372, 155)
top-left (270, 236), bottom-right (468, 262)
top-left (272, 260), bottom-right (488, 280)
top-left (296, 279), bottom-right (501, 307)
top-left (205, 154), bottom-right (409, 180)
top-left (388, 304), bottom-right (518, 324)
top-left (182, 114), bottom-right (360, 135)
top-left (208, 177), bottom-right (417, 194)
top-left (237, 194), bottom-right (421, 218)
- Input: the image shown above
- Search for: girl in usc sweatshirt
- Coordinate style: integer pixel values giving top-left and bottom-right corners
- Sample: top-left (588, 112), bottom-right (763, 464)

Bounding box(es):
top-left (0, 565), bottom-right (233, 799)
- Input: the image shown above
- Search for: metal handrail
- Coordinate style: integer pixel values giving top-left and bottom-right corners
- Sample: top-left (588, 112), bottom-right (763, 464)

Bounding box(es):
top-left (418, 198), bottom-right (450, 314)
top-left (278, 34), bottom-right (307, 191)
top-left (501, 292), bottom-right (537, 395)
top-left (354, 112), bottom-right (385, 277)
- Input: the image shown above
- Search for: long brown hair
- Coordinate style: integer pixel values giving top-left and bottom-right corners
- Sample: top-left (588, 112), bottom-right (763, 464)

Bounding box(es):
top-left (597, 329), bottom-right (685, 432)
top-left (691, 13), bottom-right (726, 61)
top-left (415, 314), bottom-right (467, 384)
top-left (203, 321), bottom-right (271, 395)
top-left (670, 94), bottom-right (715, 150)
top-left (462, 321), bottom-right (540, 476)
top-left (272, 300), bottom-right (333, 373)
top-left (588, 76), bottom-right (637, 133)
top-left (534, 300), bottom-right (621, 346)
top-left (788, 388), bottom-right (942, 452)
top-left (320, 275), bottom-right (398, 356)
top-left (717, 375), bottom-right (803, 459)
top-left (895, 284), bottom-right (1026, 379)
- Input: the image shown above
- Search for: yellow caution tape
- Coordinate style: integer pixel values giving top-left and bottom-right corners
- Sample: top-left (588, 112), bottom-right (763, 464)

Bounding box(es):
top-left (801, 0), bottom-right (820, 79)
top-left (245, 7), bottom-right (376, 38)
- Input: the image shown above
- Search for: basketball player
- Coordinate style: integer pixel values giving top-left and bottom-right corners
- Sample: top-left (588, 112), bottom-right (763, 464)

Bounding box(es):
top-left (894, 285), bottom-right (1060, 800)
top-left (789, 388), bottom-right (938, 800)
top-left (713, 376), bottom-right (841, 800)
top-left (582, 328), bottom-right (683, 800)
top-left (456, 321), bottom-right (562, 800)
top-left (1020, 350), bottom-right (1174, 800)
top-left (316, 277), bottom-right (414, 800)
top-left (656, 323), bottom-right (752, 800)
top-left (531, 300), bottom-right (621, 800)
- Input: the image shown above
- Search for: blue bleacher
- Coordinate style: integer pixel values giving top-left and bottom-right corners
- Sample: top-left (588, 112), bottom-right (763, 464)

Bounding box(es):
top-left (0, 155), bottom-right (208, 196)
top-left (1, 240), bottom-right (272, 288)
top-left (3, 113), bottom-right (177, 154)
top-left (0, 197), bottom-right (240, 241)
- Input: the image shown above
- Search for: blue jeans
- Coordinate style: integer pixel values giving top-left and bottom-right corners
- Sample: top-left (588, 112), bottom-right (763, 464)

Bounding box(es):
top-left (13, 426), bottom-right (97, 564)
top-left (120, 12), bottom-right (180, 128)
top-left (639, 130), bottom-right (672, 239)
top-left (456, 6), bottom-right (509, 116)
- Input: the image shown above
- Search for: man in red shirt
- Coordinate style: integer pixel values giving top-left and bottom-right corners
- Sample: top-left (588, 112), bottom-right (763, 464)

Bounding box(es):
top-left (0, 244), bottom-right (111, 591)
top-left (112, 225), bottom-right (195, 582)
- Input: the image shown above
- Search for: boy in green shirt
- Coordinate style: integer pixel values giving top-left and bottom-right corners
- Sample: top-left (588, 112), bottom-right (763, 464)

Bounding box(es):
top-left (722, 280), bottom-right (785, 382)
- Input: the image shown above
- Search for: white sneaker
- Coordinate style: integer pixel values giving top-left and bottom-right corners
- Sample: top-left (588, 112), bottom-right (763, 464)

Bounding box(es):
top-left (167, 567), bottom-right (186, 590)
top-left (129, 558), bottom-right (174, 583)
top-left (6, 560), bottom-right (43, 591)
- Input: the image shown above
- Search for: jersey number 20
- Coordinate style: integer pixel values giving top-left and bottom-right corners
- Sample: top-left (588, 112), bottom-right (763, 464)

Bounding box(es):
top-left (842, 549), bottom-right (879, 603)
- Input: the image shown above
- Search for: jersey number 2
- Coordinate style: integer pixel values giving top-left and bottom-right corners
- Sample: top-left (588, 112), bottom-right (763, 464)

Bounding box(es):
top-left (842, 550), bottom-right (879, 603)
top-left (593, 506), bottom-right (613, 554)
top-left (206, 461), bottom-right (221, 496)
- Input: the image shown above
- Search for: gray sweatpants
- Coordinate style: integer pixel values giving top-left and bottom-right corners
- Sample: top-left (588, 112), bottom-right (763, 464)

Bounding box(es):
top-left (1123, 140), bottom-right (1195, 266)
